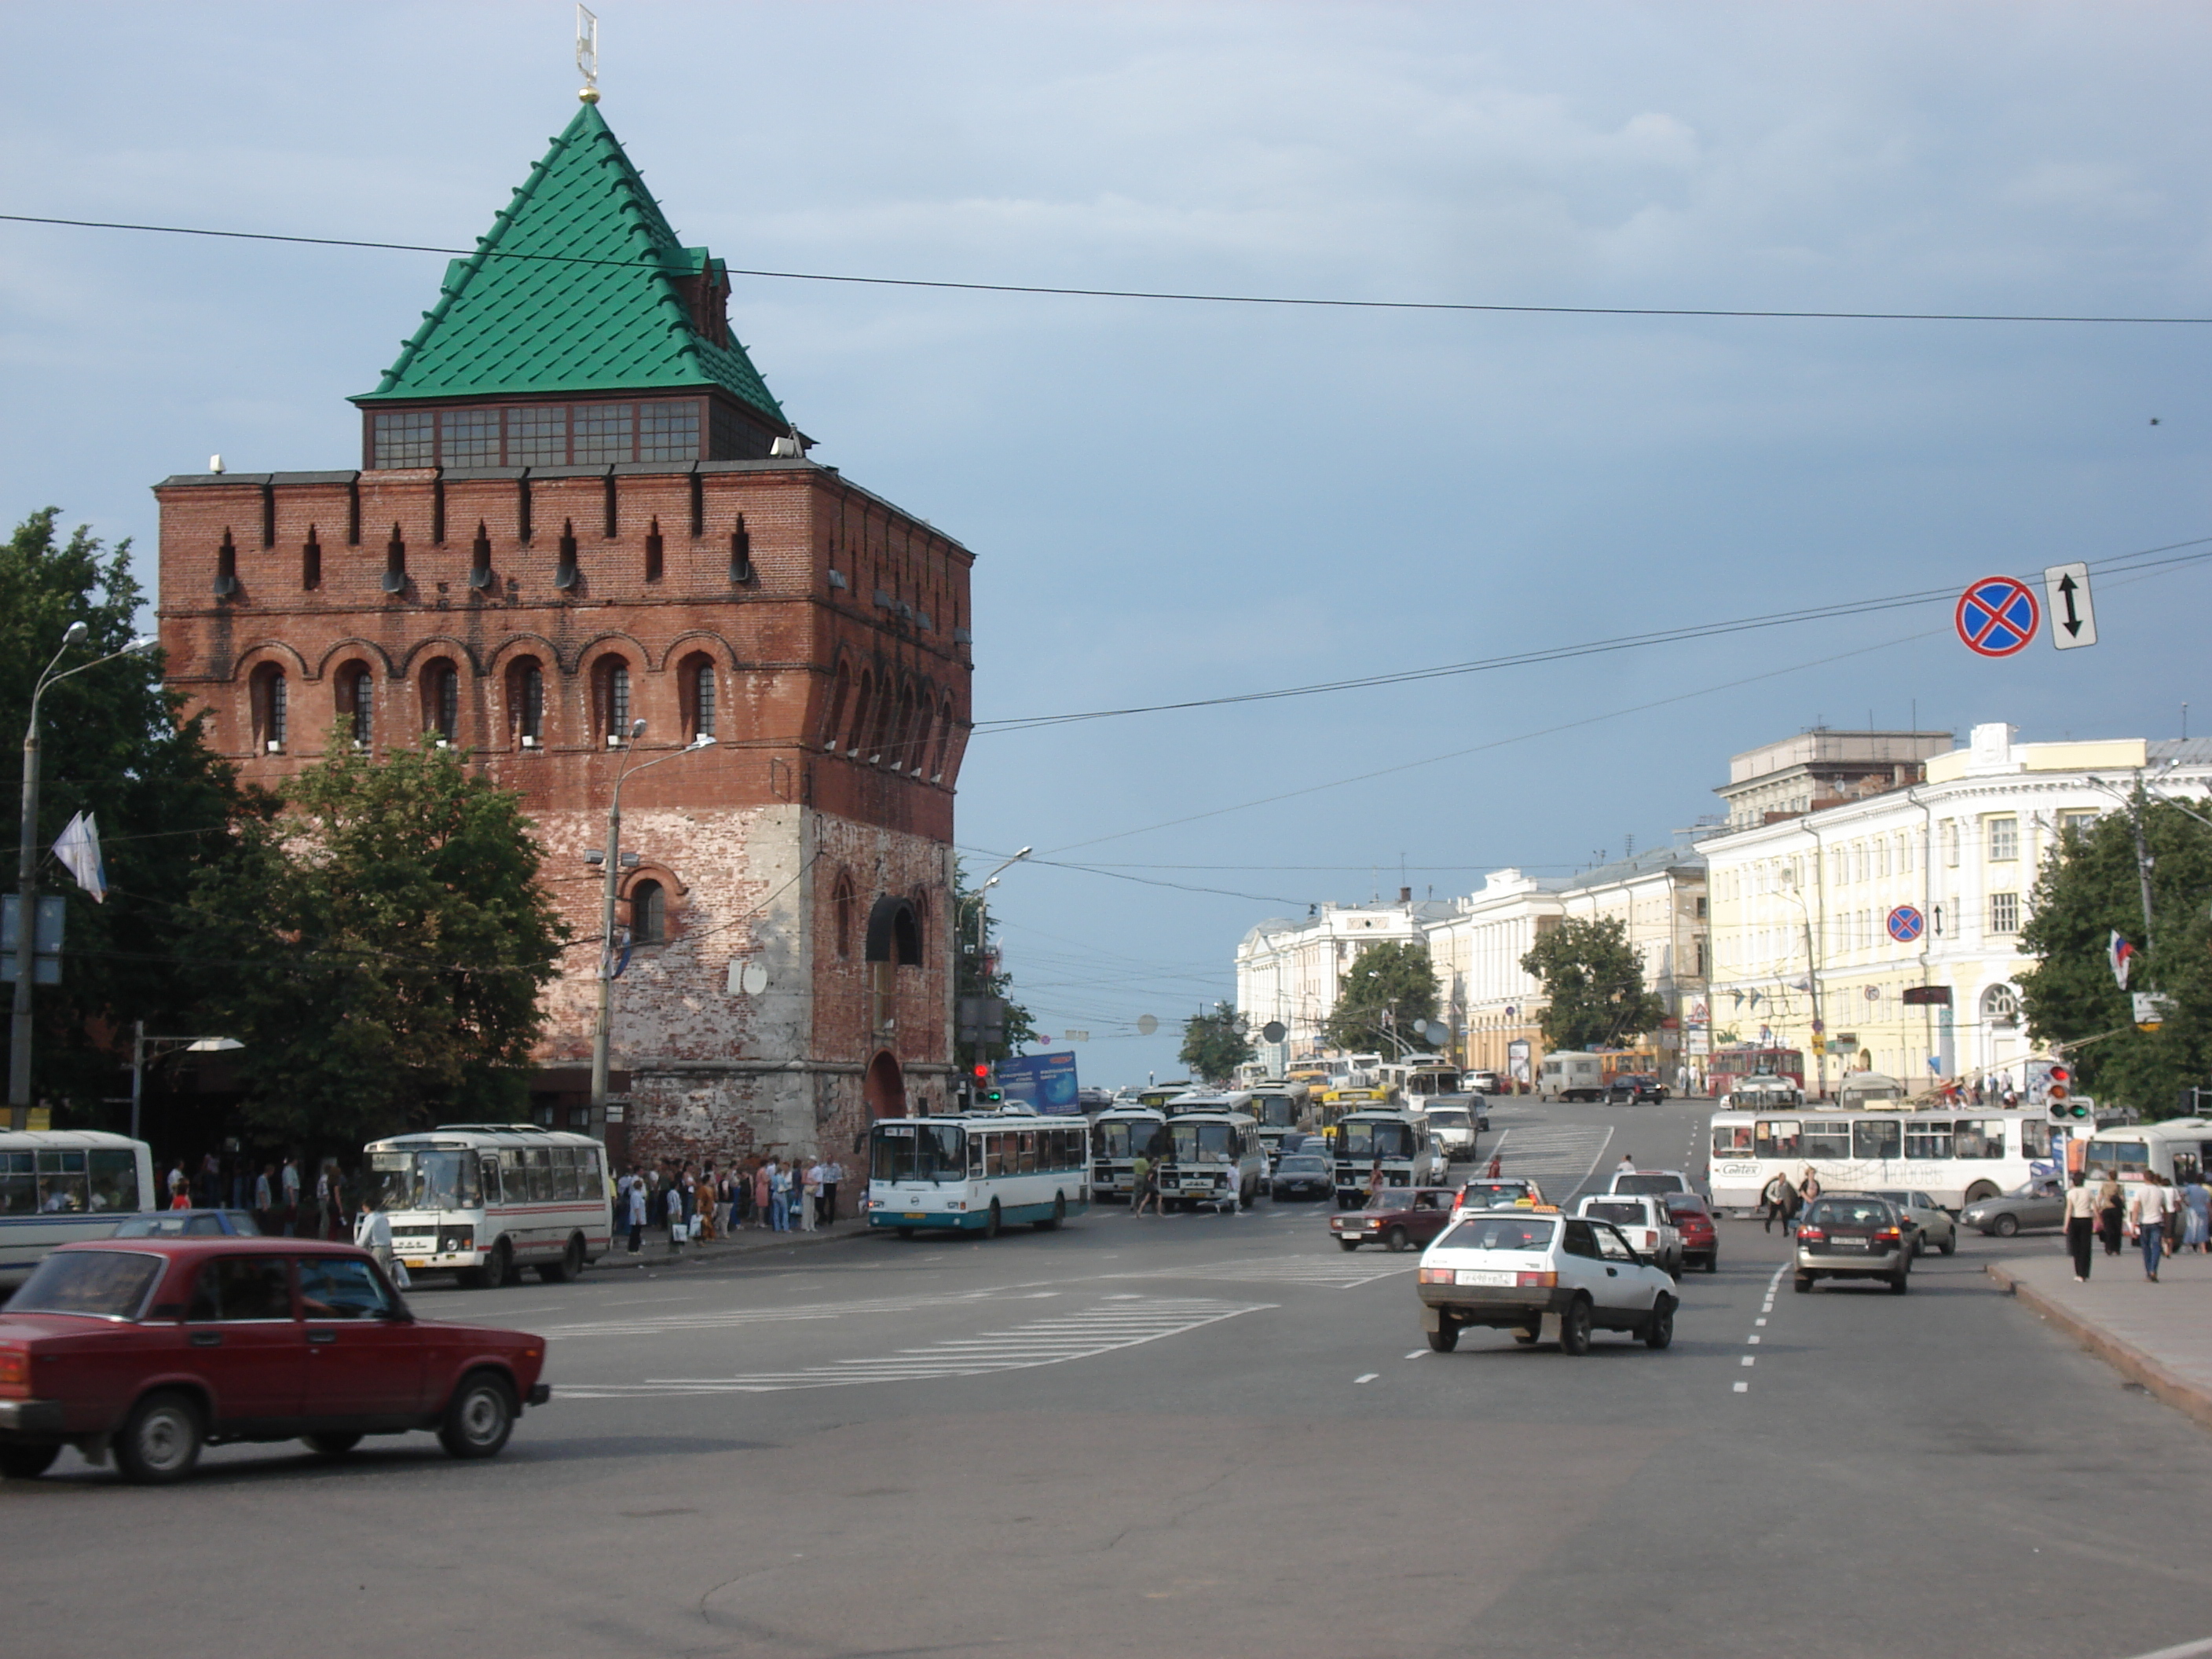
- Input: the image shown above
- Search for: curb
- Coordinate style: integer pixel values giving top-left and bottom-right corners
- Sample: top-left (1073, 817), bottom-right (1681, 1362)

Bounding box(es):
top-left (599, 1223), bottom-right (870, 1273)
top-left (1986, 1259), bottom-right (2212, 1433)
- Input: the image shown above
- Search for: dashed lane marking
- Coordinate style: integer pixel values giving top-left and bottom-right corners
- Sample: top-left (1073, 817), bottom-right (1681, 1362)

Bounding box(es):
top-left (1355, 1373), bottom-right (1380, 1384)
top-left (556, 1296), bottom-right (1269, 1397)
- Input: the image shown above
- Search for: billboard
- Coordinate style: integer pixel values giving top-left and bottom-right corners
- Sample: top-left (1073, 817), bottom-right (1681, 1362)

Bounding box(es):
top-left (995, 1052), bottom-right (1081, 1114)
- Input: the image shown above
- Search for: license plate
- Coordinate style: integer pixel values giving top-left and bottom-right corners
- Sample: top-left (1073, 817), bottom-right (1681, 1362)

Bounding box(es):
top-left (904, 1213), bottom-right (927, 1221)
top-left (1832, 1239), bottom-right (1869, 1251)
top-left (1456, 1269), bottom-right (1517, 1287)
top-left (402, 1258), bottom-right (429, 1269)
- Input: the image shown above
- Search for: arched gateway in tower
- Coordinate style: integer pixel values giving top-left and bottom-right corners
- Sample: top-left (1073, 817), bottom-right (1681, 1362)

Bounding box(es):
top-left (154, 97), bottom-right (972, 1180)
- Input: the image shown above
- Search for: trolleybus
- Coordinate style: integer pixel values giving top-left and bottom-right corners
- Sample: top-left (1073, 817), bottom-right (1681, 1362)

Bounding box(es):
top-left (868, 1109), bottom-right (1090, 1237)
top-left (1706, 1107), bottom-right (2045, 1214)
top-left (364, 1124), bottom-right (613, 1287)
top-left (0, 1130), bottom-right (156, 1286)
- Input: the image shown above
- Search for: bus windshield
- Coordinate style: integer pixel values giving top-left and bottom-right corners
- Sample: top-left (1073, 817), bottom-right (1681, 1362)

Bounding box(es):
top-left (368, 1149), bottom-right (483, 1212)
top-left (1251, 1095), bottom-right (1299, 1128)
top-left (1093, 1119), bottom-right (1164, 1159)
top-left (873, 1124), bottom-right (967, 1183)
top-left (1340, 1121), bottom-right (1416, 1160)
top-left (1169, 1122), bottom-right (1241, 1163)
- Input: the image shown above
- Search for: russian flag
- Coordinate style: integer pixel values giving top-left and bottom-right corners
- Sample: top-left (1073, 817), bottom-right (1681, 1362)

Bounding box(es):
top-left (2110, 931), bottom-right (2137, 990)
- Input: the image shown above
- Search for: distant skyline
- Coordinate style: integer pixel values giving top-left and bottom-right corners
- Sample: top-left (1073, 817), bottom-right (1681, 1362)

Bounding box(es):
top-left (3, 2), bottom-right (2206, 1079)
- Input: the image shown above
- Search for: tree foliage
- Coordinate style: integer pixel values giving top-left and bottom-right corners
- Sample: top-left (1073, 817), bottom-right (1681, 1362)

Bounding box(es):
top-left (1180, 1002), bottom-right (1255, 1083)
top-left (188, 732), bottom-right (568, 1149)
top-left (953, 859), bottom-right (1037, 1068)
top-left (2020, 799), bottom-right (2212, 1119)
top-left (1323, 940), bottom-right (1440, 1054)
top-left (1520, 916), bottom-right (1666, 1052)
top-left (0, 508), bottom-right (244, 1122)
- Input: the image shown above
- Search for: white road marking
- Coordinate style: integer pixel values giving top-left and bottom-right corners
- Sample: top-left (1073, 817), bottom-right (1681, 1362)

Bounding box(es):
top-left (1121, 1255), bottom-right (1416, 1289)
top-left (1734, 1381), bottom-right (1749, 1393)
top-left (1748, 1335), bottom-right (1761, 1344)
top-left (1481, 1123), bottom-right (1616, 1203)
top-left (1355, 1373), bottom-right (1379, 1384)
top-left (557, 1297), bottom-right (1269, 1396)
top-left (1403, 1350), bottom-right (1427, 1360)
top-left (544, 1287), bottom-right (1060, 1339)
top-left (1756, 1317), bottom-right (1767, 1326)
top-left (1741, 1356), bottom-right (1755, 1366)
top-left (2116, 1638), bottom-right (2212, 1659)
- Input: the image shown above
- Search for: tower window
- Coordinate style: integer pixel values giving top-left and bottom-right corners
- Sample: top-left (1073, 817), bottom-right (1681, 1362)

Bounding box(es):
top-left (683, 656), bottom-right (716, 742)
top-left (644, 518), bottom-right (664, 583)
top-left (342, 665), bottom-right (374, 749)
top-left (372, 411), bottom-right (434, 468)
top-left (573, 404), bottom-right (634, 464)
top-left (251, 665), bottom-right (287, 753)
top-left (423, 660), bottom-right (460, 742)
top-left (302, 529), bottom-right (322, 591)
top-left (509, 406), bottom-right (566, 467)
top-left (639, 402), bottom-right (700, 463)
top-left (510, 659), bottom-right (545, 747)
top-left (630, 879), bottom-right (666, 946)
top-left (442, 408), bottom-right (500, 467)
top-left (597, 660), bottom-right (632, 744)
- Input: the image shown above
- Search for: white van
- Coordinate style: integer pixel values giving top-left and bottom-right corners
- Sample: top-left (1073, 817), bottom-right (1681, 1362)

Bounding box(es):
top-left (1838, 1071), bottom-right (1908, 1110)
top-left (1540, 1052), bottom-right (1606, 1103)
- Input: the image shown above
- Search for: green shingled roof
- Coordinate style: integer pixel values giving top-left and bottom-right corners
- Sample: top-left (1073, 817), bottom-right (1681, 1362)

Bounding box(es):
top-left (355, 103), bottom-right (786, 424)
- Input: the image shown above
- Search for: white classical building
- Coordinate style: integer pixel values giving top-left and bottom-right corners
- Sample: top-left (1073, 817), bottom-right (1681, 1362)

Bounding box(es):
top-left (1698, 722), bottom-right (2212, 1097)
top-left (1235, 895), bottom-right (1452, 1075)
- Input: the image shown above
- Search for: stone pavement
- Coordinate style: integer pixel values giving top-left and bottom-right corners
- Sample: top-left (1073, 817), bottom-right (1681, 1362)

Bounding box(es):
top-left (1988, 1243), bottom-right (2212, 1430)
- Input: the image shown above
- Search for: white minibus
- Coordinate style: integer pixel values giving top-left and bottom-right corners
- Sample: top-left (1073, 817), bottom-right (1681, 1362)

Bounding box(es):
top-left (364, 1124), bottom-right (613, 1287)
top-left (0, 1130), bottom-right (156, 1286)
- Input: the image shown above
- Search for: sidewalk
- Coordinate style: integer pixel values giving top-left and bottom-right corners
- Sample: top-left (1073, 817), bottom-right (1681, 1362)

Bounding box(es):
top-left (599, 1216), bottom-right (872, 1272)
top-left (1987, 1246), bottom-right (2212, 1430)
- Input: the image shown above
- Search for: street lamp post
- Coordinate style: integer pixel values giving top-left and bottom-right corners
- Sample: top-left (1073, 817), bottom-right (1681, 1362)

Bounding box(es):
top-left (588, 722), bottom-right (716, 1133)
top-left (11, 625), bottom-right (158, 1130)
top-left (129, 1023), bottom-right (243, 1142)
top-left (960, 848), bottom-right (1031, 1104)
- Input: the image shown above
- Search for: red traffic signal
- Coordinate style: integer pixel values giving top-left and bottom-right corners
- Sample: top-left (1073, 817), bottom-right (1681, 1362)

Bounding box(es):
top-left (2049, 1064), bottom-right (2071, 1101)
top-left (972, 1063), bottom-right (991, 1081)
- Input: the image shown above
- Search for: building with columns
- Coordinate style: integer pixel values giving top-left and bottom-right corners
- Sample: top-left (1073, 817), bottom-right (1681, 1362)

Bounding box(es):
top-left (1235, 894), bottom-right (1452, 1074)
top-left (154, 99), bottom-right (973, 1170)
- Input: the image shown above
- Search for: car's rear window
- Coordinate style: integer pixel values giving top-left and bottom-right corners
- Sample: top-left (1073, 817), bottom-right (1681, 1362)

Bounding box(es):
top-left (1665, 1196), bottom-right (1712, 1218)
top-left (1583, 1200), bottom-right (1646, 1225)
top-left (1806, 1199), bottom-right (1892, 1229)
top-left (1278, 1156), bottom-right (1329, 1173)
top-left (1614, 1173), bottom-right (1686, 1194)
top-left (1456, 1183), bottom-right (1531, 1208)
top-left (1437, 1216), bottom-right (1557, 1253)
top-left (10, 1249), bottom-right (165, 1318)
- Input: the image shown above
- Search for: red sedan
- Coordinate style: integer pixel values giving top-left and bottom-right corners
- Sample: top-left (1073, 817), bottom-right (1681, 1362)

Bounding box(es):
top-left (0, 1237), bottom-right (551, 1484)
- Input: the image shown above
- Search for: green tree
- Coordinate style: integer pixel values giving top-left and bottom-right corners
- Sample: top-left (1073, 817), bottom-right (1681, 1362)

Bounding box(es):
top-left (0, 508), bottom-right (245, 1123)
top-left (2019, 798), bottom-right (2212, 1118)
top-left (953, 859), bottom-right (1037, 1072)
top-left (189, 732), bottom-right (568, 1149)
top-left (1180, 1002), bottom-right (1254, 1083)
top-left (1323, 940), bottom-right (1439, 1054)
top-left (1520, 916), bottom-right (1665, 1051)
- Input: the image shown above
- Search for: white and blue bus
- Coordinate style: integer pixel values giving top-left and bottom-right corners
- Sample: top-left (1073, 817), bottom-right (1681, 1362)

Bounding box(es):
top-left (867, 1110), bottom-right (1091, 1239)
top-left (0, 1130), bottom-right (157, 1287)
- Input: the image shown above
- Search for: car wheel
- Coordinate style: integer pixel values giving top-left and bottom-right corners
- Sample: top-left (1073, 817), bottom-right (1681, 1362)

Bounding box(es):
top-left (1993, 1214), bottom-right (2020, 1238)
top-left (304, 1432), bottom-right (363, 1457)
top-left (439, 1371), bottom-right (518, 1459)
top-left (1890, 1270), bottom-right (1910, 1295)
top-left (116, 1390), bottom-right (203, 1485)
top-left (539, 1233), bottom-right (584, 1284)
top-left (1385, 1225), bottom-right (1410, 1253)
top-left (1939, 1232), bottom-right (1957, 1257)
top-left (1426, 1323), bottom-right (1459, 1353)
top-left (983, 1200), bottom-right (1002, 1240)
top-left (1644, 1296), bottom-right (1675, 1350)
top-left (1339, 1238), bottom-right (1360, 1251)
top-left (1559, 1296), bottom-right (1594, 1356)
top-left (1914, 1234), bottom-right (1926, 1257)
top-left (1793, 1273), bottom-right (1814, 1293)
top-left (0, 1443), bottom-right (60, 1480)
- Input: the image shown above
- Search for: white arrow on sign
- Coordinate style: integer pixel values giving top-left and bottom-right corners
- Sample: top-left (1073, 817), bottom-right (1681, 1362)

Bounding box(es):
top-left (2043, 561), bottom-right (2097, 650)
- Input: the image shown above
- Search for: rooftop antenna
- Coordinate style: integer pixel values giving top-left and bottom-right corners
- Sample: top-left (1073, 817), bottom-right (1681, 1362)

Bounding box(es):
top-left (576, 4), bottom-right (600, 104)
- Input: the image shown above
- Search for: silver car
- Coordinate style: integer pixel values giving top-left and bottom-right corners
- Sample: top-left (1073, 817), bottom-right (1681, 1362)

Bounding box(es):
top-left (1867, 1188), bottom-right (1957, 1257)
top-left (1959, 1180), bottom-right (2066, 1238)
top-left (1795, 1194), bottom-right (1912, 1294)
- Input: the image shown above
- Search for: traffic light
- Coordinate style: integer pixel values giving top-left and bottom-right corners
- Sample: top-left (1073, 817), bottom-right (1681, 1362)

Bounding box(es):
top-left (973, 1063), bottom-right (1002, 1105)
top-left (2046, 1064), bottom-right (2086, 1122)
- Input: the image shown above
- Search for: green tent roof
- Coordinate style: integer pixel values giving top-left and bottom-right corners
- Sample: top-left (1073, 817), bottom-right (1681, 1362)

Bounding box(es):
top-left (355, 102), bottom-right (786, 425)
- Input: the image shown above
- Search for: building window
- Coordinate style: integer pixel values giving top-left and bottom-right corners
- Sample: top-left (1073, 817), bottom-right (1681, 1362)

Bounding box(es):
top-left (335, 662), bottom-right (373, 748)
top-left (833, 872), bottom-right (856, 960)
top-left (510, 659), bottom-right (544, 747)
top-left (639, 401), bottom-right (700, 463)
top-left (302, 529), bottom-right (322, 591)
top-left (573, 404), bottom-right (635, 464)
top-left (1990, 892), bottom-right (2020, 935)
top-left (596, 660), bottom-right (632, 744)
top-left (931, 698), bottom-right (954, 782)
top-left (2059, 809), bottom-right (2097, 839)
top-left (629, 879), bottom-right (666, 946)
top-left (423, 660), bottom-right (460, 742)
top-left (372, 411), bottom-right (434, 468)
top-left (1988, 817), bottom-right (2019, 862)
top-left (692, 658), bottom-right (716, 741)
top-left (820, 663), bottom-right (851, 751)
top-left (1943, 821), bottom-right (1960, 867)
top-left (251, 665), bottom-right (287, 752)
top-left (442, 409), bottom-right (501, 467)
top-left (509, 406), bottom-right (566, 467)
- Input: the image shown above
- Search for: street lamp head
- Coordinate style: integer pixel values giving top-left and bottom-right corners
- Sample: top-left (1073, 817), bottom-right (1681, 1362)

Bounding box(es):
top-left (1013, 846), bottom-right (1033, 860)
top-left (126, 635), bottom-right (159, 656)
top-left (628, 718), bottom-right (647, 739)
top-left (60, 621), bottom-right (87, 646)
top-left (983, 875), bottom-right (1000, 892)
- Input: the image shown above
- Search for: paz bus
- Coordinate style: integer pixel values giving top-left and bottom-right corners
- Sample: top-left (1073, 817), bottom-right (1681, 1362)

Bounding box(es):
top-left (1331, 1108), bottom-right (1448, 1207)
top-left (1089, 1104), bottom-right (1168, 1202)
top-left (868, 1108), bottom-right (1090, 1238)
top-left (364, 1124), bottom-right (613, 1287)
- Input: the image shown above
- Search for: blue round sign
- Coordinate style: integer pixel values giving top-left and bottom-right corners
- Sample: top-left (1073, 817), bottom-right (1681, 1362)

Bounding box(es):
top-left (1887, 905), bottom-right (1925, 943)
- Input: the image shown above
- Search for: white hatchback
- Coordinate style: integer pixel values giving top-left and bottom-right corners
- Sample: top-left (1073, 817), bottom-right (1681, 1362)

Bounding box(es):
top-left (1574, 1193), bottom-right (1684, 1276)
top-left (1415, 1208), bottom-right (1679, 1355)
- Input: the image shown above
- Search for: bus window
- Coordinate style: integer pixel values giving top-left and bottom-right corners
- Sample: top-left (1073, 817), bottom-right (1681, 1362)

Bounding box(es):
top-left (1018, 1131), bottom-right (1038, 1173)
top-left (968, 1136), bottom-right (985, 1177)
top-left (2018, 1122), bottom-right (2049, 1159)
top-left (2175, 1150), bottom-right (2204, 1185)
top-left (1954, 1121), bottom-right (2005, 1160)
top-left (35, 1151), bottom-right (88, 1213)
top-left (0, 1152), bottom-right (31, 1215)
top-left (1903, 1120), bottom-right (1952, 1160)
top-left (1801, 1122), bottom-right (1851, 1159)
top-left (2085, 1139), bottom-right (2149, 1179)
top-left (1712, 1125), bottom-right (1753, 1158)
top-left (1852, 1119), bottom-right (1901, 1161)
top-left (88, 1148), bottom-right (140, 1211)
top-left (1754, 1120), bottom-right (1800, 1159)
top-left (985, 1134), bottom-right (1008, 1177)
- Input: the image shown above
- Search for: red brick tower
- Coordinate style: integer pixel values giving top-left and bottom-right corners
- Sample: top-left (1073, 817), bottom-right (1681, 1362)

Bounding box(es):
top-left (155, 100), bottom-right (972, 1169)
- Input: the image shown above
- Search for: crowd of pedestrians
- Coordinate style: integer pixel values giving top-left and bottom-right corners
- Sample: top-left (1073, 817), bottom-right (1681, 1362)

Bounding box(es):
top-left (2061, 1166), bottom-right (2212, 1283)
top-left (614, 1154), bottom-right (849, 1255)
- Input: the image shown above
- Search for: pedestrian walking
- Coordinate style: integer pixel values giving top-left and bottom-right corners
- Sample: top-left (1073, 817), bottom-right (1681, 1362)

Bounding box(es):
top-left (1761, 1173), bottom-right (1789, 1235)
top-left (753, 1159), bottom-right (771, 1228)
top-left (2063, 1172), bottom-right (2098, 1281)
top-left (694, 1163), bottom-right (717, 1242)
top-left (2097, 1173), bottom-right (2126, 1256)
top-left (2133, 1174), bottom-right (2174, 1280)
top-left (253, 1163), bottom-right (274, 1232)
top-left (1778, 1177), bottom-right (1803, 1236)
top-left (353, 1194), bottom-right (402, 1285)
top-left (2184, 1173), bottom-right (2211, 1254)
top-left (1131, 1151), bottom-right (1156, 1216)
top-left (667, 1175), bottom-right (689, 1254)
top-left (280, 1155), bottom-right (301, 1236)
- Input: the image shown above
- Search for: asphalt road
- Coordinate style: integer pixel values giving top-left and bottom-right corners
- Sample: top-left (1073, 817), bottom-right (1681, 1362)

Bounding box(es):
top-left (10, 1096), bottom-right (2212, 1659)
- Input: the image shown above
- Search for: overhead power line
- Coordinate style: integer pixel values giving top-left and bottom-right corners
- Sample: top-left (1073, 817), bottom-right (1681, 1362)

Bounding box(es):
top-left (5, 211), bottom-right (2210, 328)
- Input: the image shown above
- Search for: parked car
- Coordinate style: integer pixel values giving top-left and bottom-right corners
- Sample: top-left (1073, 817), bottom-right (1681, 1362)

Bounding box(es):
top-left (1463, 1071), bottom-right (1503, 1094)
top-left (1610, 1169), bottom-right (1695, 1199)
top-left (1330, 1187), bottom-right (1459, 1252)
top-left (1269, 1152), bottom-right (1335, 1202)
top-left (1453, 1177), bottom-right (1544, 1214)
top-left (1795, 1195), bottom-right (1912, 1294)
top-left (1663, 1193), bottom-right (1719, 1273)
top-left (110, 1210), bottom-right (262, 1239)
top-left (1959, 1179), bottom-right (2065, 1238)
top-left (0, 1237), bottom-right (551, 1483)
top-left (1606, 1074), bottom-right (1667, 1104)
top-left (1573, 1195), bottom-right (1683, 1276)
top-left (1866, 1189), bottom-right (1957, 1256)
top-left (1416, 1208), bottom-right (1677, 1354)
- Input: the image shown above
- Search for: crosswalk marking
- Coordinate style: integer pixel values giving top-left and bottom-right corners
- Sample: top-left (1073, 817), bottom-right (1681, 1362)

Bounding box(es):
top-left (1480, 1122), bottom-right (1615, 1203)
top-left (544, 1287), bottom-right (1061, 1340)
top-left (1120, 1255), bottom-right (1415, 1288)
top-left (555, 1297), bottom-right (1269, 1397)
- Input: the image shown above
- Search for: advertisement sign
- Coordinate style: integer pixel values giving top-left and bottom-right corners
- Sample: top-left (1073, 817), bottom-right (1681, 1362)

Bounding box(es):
top-left (994, 1052), bottom-right (1081, 1113)
top-left (1506, 1039), bottom-right (1532, 1084)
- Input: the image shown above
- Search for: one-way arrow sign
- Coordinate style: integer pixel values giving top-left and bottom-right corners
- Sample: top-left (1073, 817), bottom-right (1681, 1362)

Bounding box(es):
top-left (2042, 561), bottom-right (2097, 650)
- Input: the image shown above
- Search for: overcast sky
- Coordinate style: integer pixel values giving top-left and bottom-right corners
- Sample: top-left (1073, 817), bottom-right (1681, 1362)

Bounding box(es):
top-left (4, 2), bottom-right (2207, 1081)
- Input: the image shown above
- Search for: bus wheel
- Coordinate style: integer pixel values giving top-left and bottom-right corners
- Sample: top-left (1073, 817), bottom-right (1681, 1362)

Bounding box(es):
top-left (1035, 1193), bottom-right (1065, 1232)
top-left (473, 1240), bottom-right (512, 1290)
top-left (983, 1201), bottom-right (1002, 1240)
top-left (895, 1227), bottom-right (916, 1240)
top-left (539, 1235), bottom-right (584, 1284)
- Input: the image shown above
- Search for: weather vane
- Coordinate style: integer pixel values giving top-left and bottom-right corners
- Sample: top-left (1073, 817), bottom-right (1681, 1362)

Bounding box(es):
top-left (576, 4), bottom-right (600, 104)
